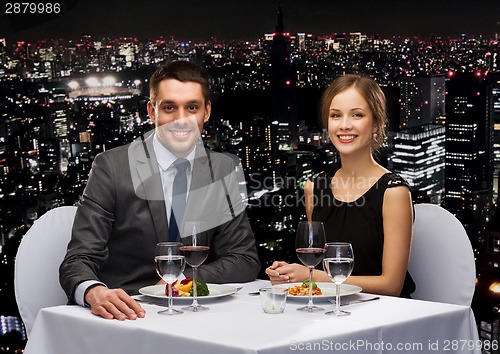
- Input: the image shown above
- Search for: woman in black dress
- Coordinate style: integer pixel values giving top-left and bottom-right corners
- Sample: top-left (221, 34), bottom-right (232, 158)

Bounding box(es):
top-left (266, 75), bottom-right (415, 297)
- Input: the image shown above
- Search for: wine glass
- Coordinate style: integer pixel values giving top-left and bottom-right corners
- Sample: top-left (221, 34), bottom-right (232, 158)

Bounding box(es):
top-left (180, 221), bottom-right (210, 312)
top-left (323, 242), bottom-right (354, 316)
top-left (295, 221), bottom-right (326, 312)
top-left (155, 242), bottom-right (186, 315)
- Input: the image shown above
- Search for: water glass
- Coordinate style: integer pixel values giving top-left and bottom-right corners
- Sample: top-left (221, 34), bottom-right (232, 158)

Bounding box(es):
top-left (259, 287), bottom-right (288, 314)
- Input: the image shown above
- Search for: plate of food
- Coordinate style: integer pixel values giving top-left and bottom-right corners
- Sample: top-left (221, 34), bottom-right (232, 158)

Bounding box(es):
top-left (138, 278), bottom-right (239, 302)
top-left (276, 281), bottom-right (362, 301)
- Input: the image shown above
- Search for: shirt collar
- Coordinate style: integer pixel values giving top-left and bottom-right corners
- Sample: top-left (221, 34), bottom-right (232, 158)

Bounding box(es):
top-left (152, 133), bottom-right (195, 173)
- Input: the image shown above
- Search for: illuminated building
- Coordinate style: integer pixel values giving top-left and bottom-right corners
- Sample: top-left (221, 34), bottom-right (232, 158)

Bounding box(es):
top-left (445, 73), bottom-right (493, 242)
top-left (390, 76), bottom-right (447, 203)
top-left (269, 7), bottom-right (297, 148)
top-left (115, 39), bottom-right (138, 69)
top-left (390, 124), bottom-right (446, 203)
top-left (485, 203), bottom-right (500, 269)
top-left (38, 139), bottom-right (59, 175)
top-left (272, 120), bottom-right (292, 152)
top-left (297, 33), bottom-right (305, 51)
top-left (285, 150), bottom-right (314, 181)
top-left (398, 75), bottom-right (446, 129)
top-left (489, 73), bottom-right (500, 199)
top-left (348, 32), bottom-right (367, 51)
top-left (48, 104), bottom-right (69, 139)
top-left (297, 127), bottom-right (324, 148)
top-left (71, 136), bottom-right (92, 182)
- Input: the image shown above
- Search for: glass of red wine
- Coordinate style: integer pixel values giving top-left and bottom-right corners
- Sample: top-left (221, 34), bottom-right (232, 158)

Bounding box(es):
top-left (180, 221), bottom-right (210, 312)
top-left (295, 221), bottom-right (326, 312)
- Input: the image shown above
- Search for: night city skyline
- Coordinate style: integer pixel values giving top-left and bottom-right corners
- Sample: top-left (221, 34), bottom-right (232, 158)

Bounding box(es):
top-left (1, 0), bottom-right (500, 42)
top-left (1, 2), bottom-right (500, 352)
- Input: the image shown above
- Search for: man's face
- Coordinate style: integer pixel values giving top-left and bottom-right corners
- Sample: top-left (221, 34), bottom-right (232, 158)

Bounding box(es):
top-left (147, 79), bottom-right (210, 157)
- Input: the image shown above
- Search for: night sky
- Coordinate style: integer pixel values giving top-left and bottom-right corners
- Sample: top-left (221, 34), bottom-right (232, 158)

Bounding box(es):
top-left (1, 0), bottom-right (500, 42)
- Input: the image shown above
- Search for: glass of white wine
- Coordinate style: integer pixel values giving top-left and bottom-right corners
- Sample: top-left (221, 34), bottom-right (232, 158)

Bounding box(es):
top-left (155, 242), bottom-right (186, 315)
top-left (323, 242), bottom-right (354, 316)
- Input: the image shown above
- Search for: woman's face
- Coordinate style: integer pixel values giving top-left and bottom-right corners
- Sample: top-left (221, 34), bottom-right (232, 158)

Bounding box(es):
top-left (327, 87), bottom-right (376, 157)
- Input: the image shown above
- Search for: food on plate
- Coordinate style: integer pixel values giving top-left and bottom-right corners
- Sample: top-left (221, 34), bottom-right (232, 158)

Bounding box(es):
top-left (177, 280), bottom-right (193, 293)
top-left (190, 281), bottom-right (210, 296)
top-left (165, 277), bottom-right (210, 297)
top-left (288, 280), bottom-right (322, 296)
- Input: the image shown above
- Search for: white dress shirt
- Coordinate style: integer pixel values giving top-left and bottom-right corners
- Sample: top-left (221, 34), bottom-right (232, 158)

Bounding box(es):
top-left (152, 133), bottom-right (194, 221)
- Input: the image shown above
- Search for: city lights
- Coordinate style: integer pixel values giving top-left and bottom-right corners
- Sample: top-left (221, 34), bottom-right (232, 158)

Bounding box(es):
top-left (85, 77), bottom-right (100, 87)
top-left (68, 80), bottom-right (79, 90)
top-left (490, 282), bottom-right (500, 294)
top-left (0, 10), bottom-right (500, 350)
top-left (102, 76), bottom-right (116, 86)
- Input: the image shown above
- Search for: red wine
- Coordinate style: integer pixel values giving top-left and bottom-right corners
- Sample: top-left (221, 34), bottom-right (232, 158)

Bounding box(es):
top-left (180, 246), bottom-right (210, 267)
top-left (296, 247), bottom-right (325, 267)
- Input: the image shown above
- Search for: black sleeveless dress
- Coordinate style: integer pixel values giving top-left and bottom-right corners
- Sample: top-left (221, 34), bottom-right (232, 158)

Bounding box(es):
top-left (311, 172), bottom-right (416, 298)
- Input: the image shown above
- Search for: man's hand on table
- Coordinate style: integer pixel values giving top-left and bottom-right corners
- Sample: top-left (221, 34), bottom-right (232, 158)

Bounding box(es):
top-left (84, 285), bottom-right (145, 321)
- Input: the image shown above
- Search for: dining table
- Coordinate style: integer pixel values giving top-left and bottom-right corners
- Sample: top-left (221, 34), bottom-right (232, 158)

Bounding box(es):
top-left (24, 279), bottom-right (482, 354)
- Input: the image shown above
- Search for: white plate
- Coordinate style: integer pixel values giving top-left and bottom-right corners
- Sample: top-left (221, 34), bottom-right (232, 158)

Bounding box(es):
top-left (276, 282), bottom-right (362, 301)
top-left (138, 284), bottom-right (238, 302)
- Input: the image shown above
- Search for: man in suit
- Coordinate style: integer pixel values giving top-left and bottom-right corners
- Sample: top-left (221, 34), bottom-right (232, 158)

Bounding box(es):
top-left (59, 61), bottom-right (260, 320)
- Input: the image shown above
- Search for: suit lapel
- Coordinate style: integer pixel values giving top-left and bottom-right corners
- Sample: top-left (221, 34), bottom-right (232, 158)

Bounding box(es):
top-left (133, 134), bottom-right (168, 242)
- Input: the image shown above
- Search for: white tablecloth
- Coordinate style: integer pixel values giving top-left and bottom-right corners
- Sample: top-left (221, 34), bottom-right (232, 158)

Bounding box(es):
top-left (24, 280), bottom-right (480, 354)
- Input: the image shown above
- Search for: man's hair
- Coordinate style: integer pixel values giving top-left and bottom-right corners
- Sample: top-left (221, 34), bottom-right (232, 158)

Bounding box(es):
top-left (321, 74), bottom-right (387, 152)
top-left (149, 61), bottom-right (210, 104)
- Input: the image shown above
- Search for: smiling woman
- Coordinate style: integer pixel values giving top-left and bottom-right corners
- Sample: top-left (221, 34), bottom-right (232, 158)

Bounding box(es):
top-left (327, 88), bottom-right (376, 157)
top-left (321, 75), bottom-right (387, 154)
top-left (266, 74), bottom-right (415, 299)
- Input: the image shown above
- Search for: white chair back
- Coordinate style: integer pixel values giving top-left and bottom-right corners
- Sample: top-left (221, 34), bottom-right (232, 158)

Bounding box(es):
top-left (14, 206), bottom-right (77, 335)
top-left (409, 203), bottom-right (475, 306)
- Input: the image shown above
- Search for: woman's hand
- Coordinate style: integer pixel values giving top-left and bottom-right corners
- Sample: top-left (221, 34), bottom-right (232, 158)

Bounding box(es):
top-left (265, 261), bottom-right (310, 285)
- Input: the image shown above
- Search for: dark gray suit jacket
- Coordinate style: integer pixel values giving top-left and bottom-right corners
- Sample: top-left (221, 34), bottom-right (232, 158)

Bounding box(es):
top-left (59, 133), bottom-right (260, 301)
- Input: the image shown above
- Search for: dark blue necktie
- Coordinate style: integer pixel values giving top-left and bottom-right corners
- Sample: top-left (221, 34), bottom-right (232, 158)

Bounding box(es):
top-left (169, 158), bottom-right (189, 241)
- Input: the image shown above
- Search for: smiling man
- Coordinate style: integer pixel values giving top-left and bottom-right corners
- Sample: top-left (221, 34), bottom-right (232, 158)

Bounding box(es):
top-left (59, 61), bottom-right (260, 321)
top-left (148, 69), bottom-right (210, 158)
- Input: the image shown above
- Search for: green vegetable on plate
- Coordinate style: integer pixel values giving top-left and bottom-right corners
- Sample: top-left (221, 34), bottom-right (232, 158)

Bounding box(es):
top-left (302, 280), bottom-right (318, 289)
top-left (190, 281), bottom-right (210, 296)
